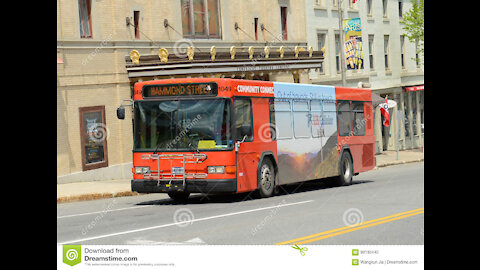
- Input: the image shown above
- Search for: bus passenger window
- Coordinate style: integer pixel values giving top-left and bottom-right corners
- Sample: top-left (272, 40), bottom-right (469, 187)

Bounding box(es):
top-left (293, 100), bottom-right (310, 138)
top-left (275, 100), bottom-right (293, 139)
top-left (311, 100), bottom-right (322, 138)
top-left (269, 98), bottom-right (276, 140)
top-left (235, 99), bottom-right (253, 141)
top-left (337, 101), bottom-right (352, 136)
top-left (352, 102), bottom-right (365, 136)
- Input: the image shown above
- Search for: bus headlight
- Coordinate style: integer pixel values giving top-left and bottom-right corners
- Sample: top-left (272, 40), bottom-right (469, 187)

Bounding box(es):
top-left (134, 167), bottom-right (150, 174)
top-left (207, 166), bottom-right (225, 174)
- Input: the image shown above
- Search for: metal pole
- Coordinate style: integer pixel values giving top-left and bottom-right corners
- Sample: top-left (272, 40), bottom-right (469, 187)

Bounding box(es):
top-left (338, 0), bottom-right (346, 86)
top-left (396, 106), bottom-right (399, 160)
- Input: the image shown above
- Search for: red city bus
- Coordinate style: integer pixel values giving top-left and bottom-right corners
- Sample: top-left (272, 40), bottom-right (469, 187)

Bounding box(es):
top-left (117, 78), bottom-right (375, 201)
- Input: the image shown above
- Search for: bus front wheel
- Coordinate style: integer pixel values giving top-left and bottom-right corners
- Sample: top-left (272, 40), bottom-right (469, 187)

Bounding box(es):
top-left (258, 159), bottom-right (275, 198)
top-left (168, 191), bottom-right (190, 201)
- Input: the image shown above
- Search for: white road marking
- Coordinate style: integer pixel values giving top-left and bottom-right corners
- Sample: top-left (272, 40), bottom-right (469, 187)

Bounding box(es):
top-left (58, 199), bottom-right (314, 245)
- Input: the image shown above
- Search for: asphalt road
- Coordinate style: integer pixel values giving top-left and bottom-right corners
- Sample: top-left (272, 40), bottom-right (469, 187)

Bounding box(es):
top-left (57, 162), bottom-right (424, 245)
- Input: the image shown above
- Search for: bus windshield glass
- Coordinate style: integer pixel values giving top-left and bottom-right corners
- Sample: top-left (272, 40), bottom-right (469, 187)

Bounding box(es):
top-left (134, 99), bottom-right (232, 151)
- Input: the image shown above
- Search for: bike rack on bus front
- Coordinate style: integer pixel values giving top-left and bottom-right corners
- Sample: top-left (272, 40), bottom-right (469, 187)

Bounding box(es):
top-left (140, 153), bottom-right (208, 190)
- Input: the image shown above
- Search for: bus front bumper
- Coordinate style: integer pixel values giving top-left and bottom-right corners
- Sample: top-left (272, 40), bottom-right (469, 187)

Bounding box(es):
top-left (131, 178), bottom-right (237, 194)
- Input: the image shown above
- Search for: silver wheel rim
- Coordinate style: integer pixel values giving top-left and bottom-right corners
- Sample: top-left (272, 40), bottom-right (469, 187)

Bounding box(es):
top-left (261, 165), bottom-right (273, 191)
top-left (343, 158), bottom-right (351, 180)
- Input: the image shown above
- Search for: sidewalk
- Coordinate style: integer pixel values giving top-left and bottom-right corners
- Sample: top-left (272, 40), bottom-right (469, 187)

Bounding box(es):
top-left (374, 149), bottom-right (424, 168)
top-left (57, 150), bottom-right (423, 203)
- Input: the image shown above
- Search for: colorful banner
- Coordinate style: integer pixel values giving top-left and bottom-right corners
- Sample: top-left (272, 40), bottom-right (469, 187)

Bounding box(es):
top-left (344, 18), bottom-right (363, 70)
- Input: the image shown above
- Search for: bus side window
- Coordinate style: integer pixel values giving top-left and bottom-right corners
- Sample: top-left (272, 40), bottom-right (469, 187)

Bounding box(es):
top-left (337, 100), bottom-right (352, 136)
top-left (275, 100), bottom-right (293, 139)
top-left (311, 100), bottom-right (322, 138)
top-left (235, 98), bottom-right (253, 141)
top-left (269, 98), bottom-right (276, 140)
top-left (352, 101), bottom-right (365, 136)
top-left (293, 100), bottom-right (310, 138)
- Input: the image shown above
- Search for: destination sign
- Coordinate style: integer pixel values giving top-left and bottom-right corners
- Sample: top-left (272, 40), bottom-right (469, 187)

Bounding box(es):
top-left (143, 82), bottom-right (218, 98)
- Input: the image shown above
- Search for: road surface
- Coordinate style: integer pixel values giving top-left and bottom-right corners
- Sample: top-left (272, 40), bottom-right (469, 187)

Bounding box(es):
top-left (57, 162), bottom-right (424, 245)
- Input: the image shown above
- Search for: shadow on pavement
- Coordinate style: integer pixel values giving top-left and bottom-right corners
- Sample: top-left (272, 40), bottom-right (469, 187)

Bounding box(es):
top-left (137, 178), bottom-right (374, 205)
top-left (136, 178), bottom-right (374, 206)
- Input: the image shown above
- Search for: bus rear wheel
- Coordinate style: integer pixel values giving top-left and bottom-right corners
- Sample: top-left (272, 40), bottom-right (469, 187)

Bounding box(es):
top-left (258, 159), bottom-right (275, 198)
top-left (168, 191), bottom-right (190, 201)
top-left (332, 151), bottom-right (353, 187)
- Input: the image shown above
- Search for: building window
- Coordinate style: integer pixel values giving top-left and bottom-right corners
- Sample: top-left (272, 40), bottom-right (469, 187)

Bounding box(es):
top-left (79, 106), bottom-right (108, 171)
top-left (332, 0), bottom-right (338, 8)
top-left (78, 0), bottom-right (92, 38)
top-left (415, 39), bottom-right (420, 67)
top-left (400, 35), bottom-right (405, 69)
top-left (181, 0), bottom-right (221, 39)
top-left (134, 11), bottom-right (140, 39)
top-left (367, 0), bottom-right (373, 16)
top-left (254, 17), bottom-right (259, 40)
top-left (348, 0), bottom-right (355, 9)
top-left (368, 35), bottom-right (375, 70)
top-left (317, 33), bottom-right (326, 74)
top-left (384, 35), bottom-right (390, 70)
top-left (315, 0), bottom-right (324, 7)
top-left (335, 33), bottom-right (341, 73)
top-left (382, 0), bottom-right (388, 17)
top-left (398, 0), bottom-right (403, 18)
top-left (281, 6), bottom-right (288, 40)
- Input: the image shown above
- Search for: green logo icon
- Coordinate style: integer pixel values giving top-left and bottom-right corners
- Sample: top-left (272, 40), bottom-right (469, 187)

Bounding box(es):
top-left (352, 259), bottom-right (359, 266)
top-left (352, 249), bottom-right (359, 256)
top-left (63, 245), bottom-right (81, 266)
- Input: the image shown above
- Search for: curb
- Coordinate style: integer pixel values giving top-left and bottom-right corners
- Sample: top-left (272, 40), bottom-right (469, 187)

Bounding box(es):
top-left (57, 191), bottom-right (140, 204)
top-left (374, 158), bottom-right (424, 170)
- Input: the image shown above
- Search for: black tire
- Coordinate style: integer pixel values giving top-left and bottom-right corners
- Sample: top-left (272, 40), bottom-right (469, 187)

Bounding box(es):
top-left (332, 151), bottom-right (353, 187)
top-left (258, 158), bottom-right (275, 198)
top-left (168, 191), bottom-right (190, 201)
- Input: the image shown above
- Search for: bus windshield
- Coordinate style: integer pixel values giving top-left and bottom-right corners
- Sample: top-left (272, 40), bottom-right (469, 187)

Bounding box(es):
top-left (133, 98), bottom-right (232, 151)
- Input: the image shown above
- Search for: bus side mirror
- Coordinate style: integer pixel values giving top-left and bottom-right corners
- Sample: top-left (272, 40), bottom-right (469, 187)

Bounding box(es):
top-left (117, 107), bottom-right (125, 120)
top-left (241, 124), bottom-right (252, 139)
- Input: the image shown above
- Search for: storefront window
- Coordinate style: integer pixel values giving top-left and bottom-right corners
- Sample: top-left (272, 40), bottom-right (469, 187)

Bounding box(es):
top-left (411, 92), bottom-right (417, 136)
top-left (80, 106), bottom-right (108, 171)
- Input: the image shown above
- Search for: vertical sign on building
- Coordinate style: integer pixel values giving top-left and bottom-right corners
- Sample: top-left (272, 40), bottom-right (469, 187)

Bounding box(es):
top-left (344, 18), bottom-right (363, 70)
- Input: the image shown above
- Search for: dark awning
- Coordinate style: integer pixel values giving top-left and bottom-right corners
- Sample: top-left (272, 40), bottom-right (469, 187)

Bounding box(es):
top-left (124, 46), bottom-right (324, 80)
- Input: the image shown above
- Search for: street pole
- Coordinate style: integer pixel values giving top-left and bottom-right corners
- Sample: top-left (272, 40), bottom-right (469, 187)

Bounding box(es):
top-left (396, 104), bottom-right (399, 160)
top-left (338, 0), bottom-right (346, 86)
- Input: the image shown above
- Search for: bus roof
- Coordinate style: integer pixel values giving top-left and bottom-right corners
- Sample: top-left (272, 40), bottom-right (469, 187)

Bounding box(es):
top-left (133, 78), bottom-right (371, 101)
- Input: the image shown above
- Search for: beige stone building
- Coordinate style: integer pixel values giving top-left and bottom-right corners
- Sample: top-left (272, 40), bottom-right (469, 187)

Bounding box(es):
top-left (57, 0), bottom-right (317, 183)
